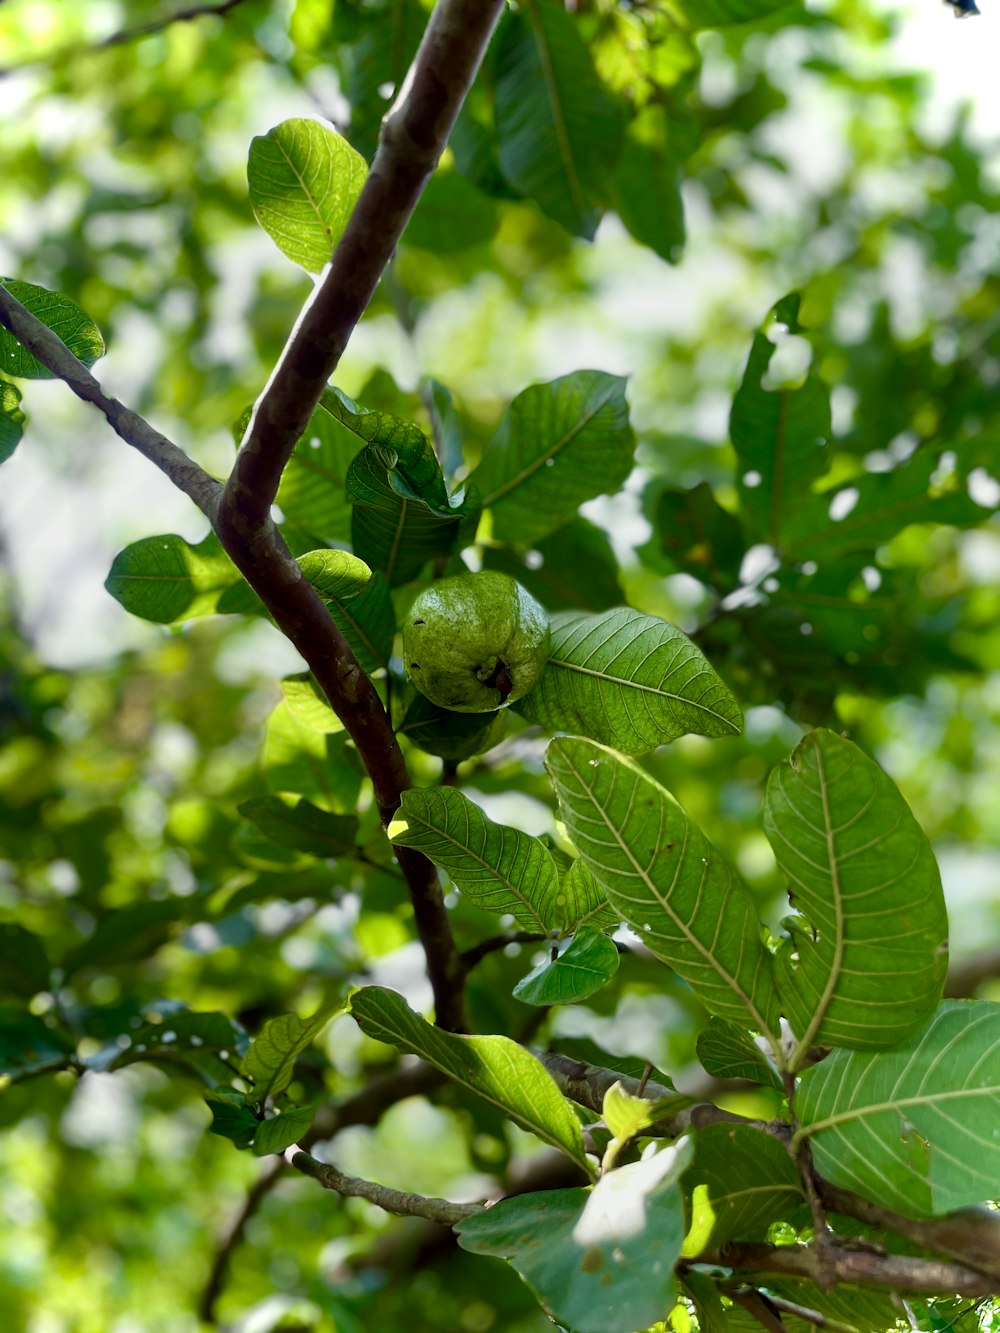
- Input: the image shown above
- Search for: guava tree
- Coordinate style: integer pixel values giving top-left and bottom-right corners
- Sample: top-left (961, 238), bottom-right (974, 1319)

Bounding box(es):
top-left (2, 0), bottom-right (1000, 1330)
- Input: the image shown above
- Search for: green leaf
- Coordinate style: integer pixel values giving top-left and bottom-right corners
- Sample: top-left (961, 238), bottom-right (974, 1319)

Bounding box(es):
top-left (238, 795), bottom-right (359, 860)
top-left (241, 997), bottom-right (345, 1103)
top-left (546, 737), bottom-right (780, 1040)
top-left (62, 900), bottom-right (191, 975)
top-left (247, 118), bottom-right (368, 273)
top-left (264, 699), bottom-right (363, 813)
top-left (350, 986), bottom-right (591, 1172)
top-left (612, 104), bottom-right (686, 264)
top-left (279, 674), bottom-right (342, 733)
top-left (204, 1089), bottom-right (258, 1150)
top-left (297, 549), bottom-right (394, 671)
top-left (766, 729), bottom-right (948, 1063)
top-left (602, 1081), bottom-right (654, 1143)
top-left (674, 0), bottom-right (800, 26)
top-left (559, 859), bottom-right (620, 933)
top-left (683, 1123), bottom-right (802, 1251)
top-left (252, 1102), bottom-right (318, 1156)
top-left (482, 516), bottom-right (623, 613)
top-left (0, 378), bottom-right (25, 463)
top-left (512, 928), bottom-right (620, 1006)
top-left (276, 402), bottom-right (361, 551)
top-left (396, 694), bottom-right (508, 762)
top-left (0, 278), bottom-right (104, 378)
top-left (518, 609), bottom-right (743, 754)
top-left (473, 372), bottom-right (634, 547)
top-left (730, 297), bottom-right (832, 548)
top-left (402, 168), bottom-right (500, 253)
top-left (641, 482), bottom-right (745, 591)
top-left (111, 1009), bottom-right (248, 1086)
top-left (0, 1007), bottom-right (74, 1078)
top-left (456, 1140), bottom-right (691, 1333)
top-left (0, 923), bottom-right (50, 998)
top-left (105, 532), bottom-right (260, 624)
top-left (333, 0), bottom-right (426, 158)
top-left (387, 787), bottom-right (560, 933)
top-left (796, 1001), bottom-right (1000, 1218)
top-left (492, 0), bottom-right (623, 238)
top-left (695, 1018), bottom-right (783, 1092)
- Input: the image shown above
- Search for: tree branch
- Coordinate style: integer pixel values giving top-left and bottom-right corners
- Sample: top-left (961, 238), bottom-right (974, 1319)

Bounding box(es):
top-left (461, 932), bottom-right (549, 973)
top-left (291, 1150), bottom-right (482, 1226)
top-left (198, 1157), bottom-right (285, 1324)
top-left (219, 0), bottom-right (506, 527)
top-left (692, 1242), bottom-right (997, 1298)
top-left (0, 284), bottom-right (221, 518)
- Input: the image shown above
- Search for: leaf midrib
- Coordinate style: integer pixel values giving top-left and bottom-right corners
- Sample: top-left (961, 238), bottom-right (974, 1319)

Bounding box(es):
top-left (548, 655), bottom-right (739, 728)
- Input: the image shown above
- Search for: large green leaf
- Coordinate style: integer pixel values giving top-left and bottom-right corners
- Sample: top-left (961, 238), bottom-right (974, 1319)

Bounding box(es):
top-left (333, 0), bottom-right (427, 158)
top-left (276, 402), bottom-right (361, 551)
top-left (0, 278), bottom-right (104, 377)
top-left (238, 795), bottom-right (359, 860)
top-left (350, 986), bottom-right (591, 1172)
top-left (612, 104), bottom-right (686, 264)
top-left (388, 787), bottom-right (561, 933)
top-left (111, 1009), bottom-right (249, 1087)
top-left (0, 378), bottom-right (25, 463)
top-left (241, 996), bottom-right (345, 1103)
top-left (512, 927), bottom-right (620, 1006)
top-left (456, 1140), bottom-right (691, 1333)
top-left (263, 699), bottom-right (364, 813)
top-left (473, 372), bottom-right (634, 547)
top-left (546, 738), bottom-right (780, 1040)
top-left (683, 1123), bottom-right (802, 1251)
top-left (482, 516), bottom-right (623, 613)
top-left (297, 549), bottom-right (394, 671)
top-left (730, 295), bottom-right (832, 549)
top-left (518, 609), bottom-right (743, 754)
top-left (247, 119), bottom-right (368, 273)
top-left (796, 1001), bottom-right (1000, 1218)
top-left (492, 0), bottom-right (623, 238)
top-left (766, 729), bottom-right (948, 1064)
top-left (105, 532), bottom-right (260, 623)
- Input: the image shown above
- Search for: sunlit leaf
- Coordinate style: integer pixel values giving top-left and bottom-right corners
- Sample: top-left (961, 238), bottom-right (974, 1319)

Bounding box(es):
top-left (105, 532), bottom-right (260, 623)
top-left (0, 378), bottom-right (25, 463)
top-left (0, 278), bottom-right (104, 377)
top-left (298, 549), bottom-right (394, 671)
top-left (264, 699), bottom-right (364, 813)
top-left (242, 997), bottom-right (345, 1103)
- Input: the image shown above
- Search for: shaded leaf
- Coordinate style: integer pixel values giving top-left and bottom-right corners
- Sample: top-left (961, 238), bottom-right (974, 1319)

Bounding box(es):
top-left (675, 0), bottom-right (800, 25)
top-left (0, 378), bottom-right (25, 463)
top-left (298, 549), bottom-right (394, 671)
top-left (0, 278), bottom-right (104, 378)
top-left (238, 795), bottom-right (359, 860)
top-left (350, 986), bottom-right (590, 1171)
top-left (696, 1017), bottom-right (783, 1092)
top-left (253, 1103), bottom-right (318, 1156)
top-left (276, 402), bottom-right (361, 552)
top-left (396, 694), bottom-right (508, 762)
top-left (111, 1009), bottom-right (248, 1086)
top-left (642, 482), bottom-right (745, 591)
top-left (402, 168), bottom-right (500, 253)
top-left (0, 1007), bottom-right (74, 1078)
top-left (205, 1089), bottom-right (258, 1150)
top-left (0, 922), bottom-right (49, 999)
top-left (518, 609), bottom-right (743, 754)
top-left (105, 532), bottom-right (260, 624)
top-left (482, 516), bottom-right (623, 613)
top-left (683, 1123), bottom-right (801, 1251)
top-left (241, 997), bottom-right (345, 1103)
top-left (796, 1001), bottom-right (1000, 1218)
top-left (546, 737), bottom-right (780, 1039)
top-left (63, 899), bottom-right (191, 975)
top-left (612, 104), bottom-right (686, 264)
top-left (766, 729), bottom-right (948, 1062)
top-left (248, 118), bottom-right (367, 273)
top-left (264, 699), bottom-right (364, 813)
top-left (512, 928), bottom-right (620, 1005)
top-left (456, 1141), bottom-right (690, 1333)
top-left (493, 0), bottom-right (623, 238)
top-left (474, 372), bottom-right (634, 547)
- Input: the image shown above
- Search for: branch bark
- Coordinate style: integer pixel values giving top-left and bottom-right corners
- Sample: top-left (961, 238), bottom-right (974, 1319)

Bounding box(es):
top-left (291, 1150), bottom-right (482, 1226)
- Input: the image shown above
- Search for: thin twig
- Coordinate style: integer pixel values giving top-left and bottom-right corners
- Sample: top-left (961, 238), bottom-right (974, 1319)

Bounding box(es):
top-left (291, 1150), bottom-right (482, 1225)
top-left (461, 932), bottom-right (549, 973)
top-left (0, 285), bottom-right (221, 518)
top-left (198, 1157), bottom-right (285, 1324)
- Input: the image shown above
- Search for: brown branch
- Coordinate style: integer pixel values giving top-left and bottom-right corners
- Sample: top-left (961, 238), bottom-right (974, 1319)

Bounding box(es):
top-left (0, 284), bottom-right (221, 518)
top-left (692, 1242), bottom-right (998, 1298)
top-left (291, 1150), bottom-right (482, 1225)
top-left (198, 1157), bottom-right (285, 1324)
top-left (461, 932), bottom-right (549, 973)
top-left (730, 1287), bottom-right (862, 1332)
top-left (219, 0), bottom-right (506, 526)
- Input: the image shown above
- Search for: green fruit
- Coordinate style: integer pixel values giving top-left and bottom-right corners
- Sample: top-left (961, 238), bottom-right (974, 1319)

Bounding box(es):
top-left (402, 571), bottom-right (550, 714)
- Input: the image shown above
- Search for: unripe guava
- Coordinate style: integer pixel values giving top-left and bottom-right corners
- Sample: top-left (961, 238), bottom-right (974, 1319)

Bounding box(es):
top-left (402, 571), bottom-right (550, 713)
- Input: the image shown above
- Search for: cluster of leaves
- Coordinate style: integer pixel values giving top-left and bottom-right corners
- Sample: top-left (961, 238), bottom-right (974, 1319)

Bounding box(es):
top-left (3, 1), bottom-right (1000, 1332)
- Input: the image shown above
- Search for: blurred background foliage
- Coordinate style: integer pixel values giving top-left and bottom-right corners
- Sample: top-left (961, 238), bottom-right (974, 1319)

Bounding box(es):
top-left (1, 0), bottom-right (999, 1329)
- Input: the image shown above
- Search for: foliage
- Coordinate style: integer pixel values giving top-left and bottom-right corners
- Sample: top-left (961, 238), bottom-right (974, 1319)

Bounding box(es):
top-left (1, 1), bottom-right (1000, 1331)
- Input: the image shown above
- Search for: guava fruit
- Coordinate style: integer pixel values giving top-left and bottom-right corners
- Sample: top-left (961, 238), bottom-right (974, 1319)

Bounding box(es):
top-left (402, 571), bottom-right (550, 713)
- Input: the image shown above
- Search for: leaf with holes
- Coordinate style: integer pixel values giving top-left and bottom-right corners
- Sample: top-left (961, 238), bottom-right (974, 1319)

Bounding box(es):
top-left (248, 119), bottom-right (367, 273)
top-left (350, 986), bottom-right (591, 1172)
top-left (765, 729), bottom-right (947, 1065)
top-left (518, 609), bottom-right (742, 754)
top-left (473, 372), bottom-right (634, 548)
top-left (0, 279), bottom-right (104, 377)
top-left (492, 0), bottom-right (624, 238)
top-left (546, 737), bottom-right (780, 1040)
top-left (796, 1001), bottom-right (1000, 1218)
